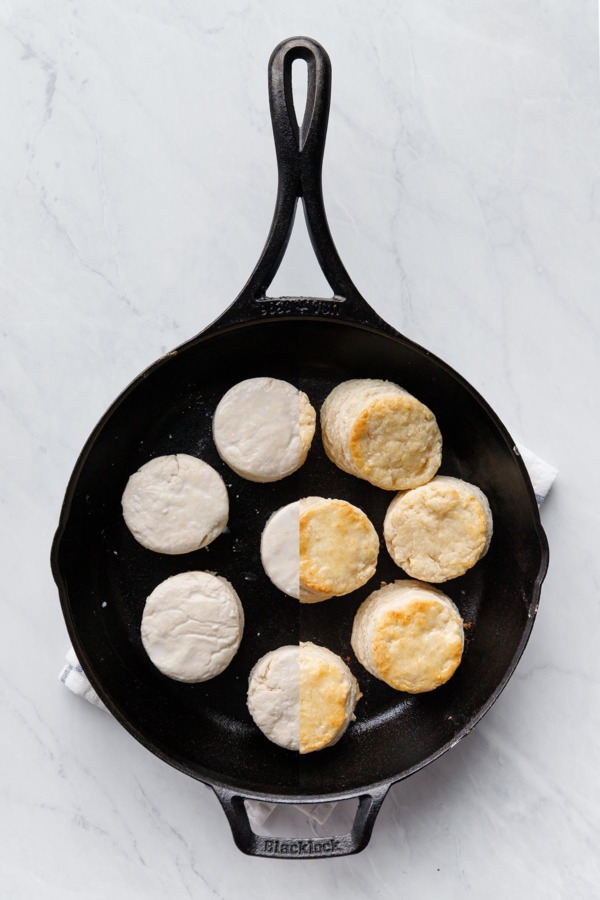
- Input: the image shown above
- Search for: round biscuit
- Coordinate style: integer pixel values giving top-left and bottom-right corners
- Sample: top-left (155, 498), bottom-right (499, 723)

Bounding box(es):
top-left (384, 476), bottom-right (493, 582)
top-left (122, 454), bottom-right (228, 554)
top-left (299, 497), bottom-right (379, 601)
top-left (351, 580), bottom-right (464, 693)
top-left (247, 644), bottom-right (362, 753)
top-left (141, 571), bottom-right (244, 682)
top-left (213, 377), bottom-right (316, 482)
top-left (321, 379), bottom-right (442, 490)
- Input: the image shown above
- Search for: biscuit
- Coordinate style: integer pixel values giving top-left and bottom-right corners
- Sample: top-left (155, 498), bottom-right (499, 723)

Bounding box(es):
top-left (213, 377), bottom-right (316, 482)
top-left (260, 497), bottom-right (379, 602)
top-left (351, 580), bottom-right (464, 693)
top-left (246, 645), bottom-right (300, 751)
top-left (299, 643), bottom-right (362, 754)
top-left (260, 501), bottom-right (300, 599)
top-left (321, 379), bottom-right (442, 490)
top-left (141, 571), bottom-right (244, 682)
top-left (247, 643), bottom-right (362, 753)
top-left (299, 497), bottom-right (379, 602)
top-left (384, 476), bottom-right (493, 582)
top-left (122, 454), bottom-right (228, 554)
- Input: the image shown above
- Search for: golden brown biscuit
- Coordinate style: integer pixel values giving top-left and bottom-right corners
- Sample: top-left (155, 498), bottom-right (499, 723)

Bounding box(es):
top-left (384, 476), bottom-right (493, 582)
top-left (299, 497), bottom-right (379, 602)
top-left (351, 580), bottom-right (464, 693)
top-left (299, 642), bottom-right (362, 753)
top-left (321, 379), bottom-right (442, 490)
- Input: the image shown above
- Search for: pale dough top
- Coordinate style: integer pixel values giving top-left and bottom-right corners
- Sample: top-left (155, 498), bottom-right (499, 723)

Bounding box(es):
top-left (213, 377), bottom-right (315, 482)
top-left (247, 645), bottom-right (300, 751)
top-left (122, 454), bottom-right (228, 554)
top-left (260, 501), bottom-right (300, 599)
top-left (141, 571), bottom-right (243, 683)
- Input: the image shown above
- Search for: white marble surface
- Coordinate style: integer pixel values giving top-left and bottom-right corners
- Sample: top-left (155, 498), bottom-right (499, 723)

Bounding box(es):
top-left (1, 0), bottom-right (599, 896)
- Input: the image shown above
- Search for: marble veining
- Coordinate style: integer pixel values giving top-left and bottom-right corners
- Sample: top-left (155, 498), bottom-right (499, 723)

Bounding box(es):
top-left (1, 0), bottom-right (599, 896)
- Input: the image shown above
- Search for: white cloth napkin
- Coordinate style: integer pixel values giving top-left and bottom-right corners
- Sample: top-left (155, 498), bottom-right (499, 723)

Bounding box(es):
top-left (59, 442), bottom-right (556, 829)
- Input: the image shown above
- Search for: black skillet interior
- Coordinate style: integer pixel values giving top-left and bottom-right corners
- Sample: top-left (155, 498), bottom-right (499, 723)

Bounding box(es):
top-left (55, 315), bottom-right (545, 797)
top-left (53, 37), bottom-right (548, 857)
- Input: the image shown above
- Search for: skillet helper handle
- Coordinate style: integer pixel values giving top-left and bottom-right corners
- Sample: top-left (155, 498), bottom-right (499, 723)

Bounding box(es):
top-left (212, 784), bottom-right (390, 859)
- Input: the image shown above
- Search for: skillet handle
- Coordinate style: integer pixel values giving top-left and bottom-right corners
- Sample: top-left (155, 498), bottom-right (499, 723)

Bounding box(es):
top-left (212, 783), bottom-right (390, 859)
top-left (221, 36), bottom-right (383, 329)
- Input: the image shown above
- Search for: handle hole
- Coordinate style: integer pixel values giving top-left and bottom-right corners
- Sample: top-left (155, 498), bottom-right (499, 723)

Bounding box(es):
top-left (269, 204), bottom-right (335, 299)
top-left (291, 57), bottom-right (309, 137)
top-left (245, 798), bottom-right (359, 838)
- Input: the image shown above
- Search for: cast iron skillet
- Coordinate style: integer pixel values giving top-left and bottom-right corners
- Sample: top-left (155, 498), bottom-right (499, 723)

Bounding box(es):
top-left (52, 36), bottom-right (549, 859)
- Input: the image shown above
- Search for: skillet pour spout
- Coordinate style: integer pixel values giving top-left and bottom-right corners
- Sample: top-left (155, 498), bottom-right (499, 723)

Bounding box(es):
top-left (52, 36), bottom-right (549, 859)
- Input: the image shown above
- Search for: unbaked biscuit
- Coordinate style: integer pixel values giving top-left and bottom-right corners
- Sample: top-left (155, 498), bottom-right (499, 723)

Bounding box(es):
top-left (384, 476), bottom-right (492, 582)
top-left (299, 497), bottom-right (379, 602)
top-left (141, 571), bottom-right (244, 682)
top-left (213, 377), bottom-right (316, 482)
top-left (122, 454), bottom-right (228, 554)
top-left (260, 500), bottom-right (300, 599)
top-left (320, 379), bottom-right (442, 490)
top-left (351, 580), bottom-right (464, 693)
top-left (246, 645), bottom-right (300, 751)
top-left (246, 643), bottom-right (361, 753)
